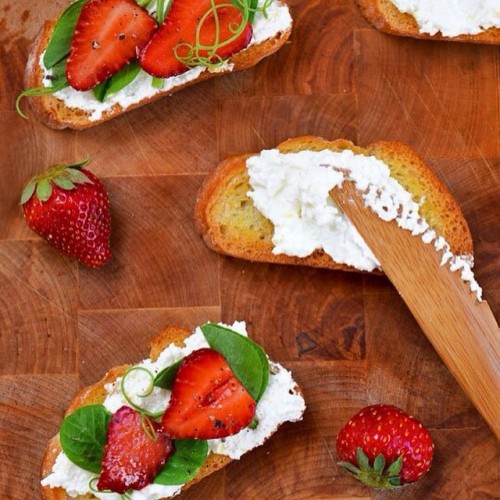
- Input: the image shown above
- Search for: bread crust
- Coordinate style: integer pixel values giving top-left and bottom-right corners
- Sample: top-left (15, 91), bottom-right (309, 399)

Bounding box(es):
top-left (357, 0), bottom-right (500, 44)
top-left (194, 136), bottom-right (473, 272)
top-left (41, 326), bottom-right (234, 499)
top-left (24, 1), bottom-right (292, 130)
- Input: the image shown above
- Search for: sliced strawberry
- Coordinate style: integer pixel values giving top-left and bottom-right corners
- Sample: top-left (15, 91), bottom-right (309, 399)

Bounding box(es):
top-left (66, 0), bottom-right (157, 91)
top-left (161, 348), bottom-right (256, 439)
top-left (98, 406), bottom-right (173, 494)
top-left (139, 0), bottom-right (252, 78)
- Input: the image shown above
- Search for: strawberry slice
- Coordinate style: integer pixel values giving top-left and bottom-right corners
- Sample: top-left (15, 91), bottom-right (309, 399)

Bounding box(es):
top-left (139, 0), bottom-right (253, 78)
top-left (66, 0), bottom-right (157, 91)
top-left (161, 348), bottom-right (256, 439)
top-left (97, 406), bottom-right (173, 494)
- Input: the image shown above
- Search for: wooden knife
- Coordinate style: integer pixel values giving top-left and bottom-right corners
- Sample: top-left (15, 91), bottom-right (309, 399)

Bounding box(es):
top-left (330, 181), bottom-right (500, 438)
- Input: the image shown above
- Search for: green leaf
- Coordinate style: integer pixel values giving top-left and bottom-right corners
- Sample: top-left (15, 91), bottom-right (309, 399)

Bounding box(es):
top-left (103, 61), bottom-right (141, 99)
top-left (67, 168), bottom-right (94, 185)
top-left (53, 176), bottom-right (76, 190)
top-left (200, 323), bottom-right (269, 401)
top-left (356, 447), bottom-right (370, 473)
top-left (43, 0), bottom-right (88, 69)
top-left (36, 178), bottom-right (53, 202)
top-left (59, 405), bottom-right (111, 474)
top-left (92, 81), bottom-right (109, 103)
top-left (248, 416), bottom-right (259, 429)
top-left (154, 440), bottom-right (208, 485)
top-left (373, 453), bottom-right (386, 474)
top-left (152, 77), bottom-right (164, 89)
top-left (338, 461), bottom-right (361, 475)
top-left (15, 77), bottom-right (69, 119)
top-left (154, 359), bottom-right (183, 389)
top-left (386, 455), bottom-right (403, 476)
top-left (20, 180), bottom-right (37, 205)
top-left (388, 477), bottom-right (401, 487)
top-left (66, 158), bottom-right (91, 170)
top-left (232, 0), bottom-right (259, 23)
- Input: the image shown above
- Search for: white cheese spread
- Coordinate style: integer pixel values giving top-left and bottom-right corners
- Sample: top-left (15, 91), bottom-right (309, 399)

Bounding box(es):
top-left (246, 148), bottom-right (482, 300)
top-left (389, 0), bottom-right (500, 37)
top-left (40, 0), bottom-right (293, 121)
top-left (41, 321), bottom-right (306, 499)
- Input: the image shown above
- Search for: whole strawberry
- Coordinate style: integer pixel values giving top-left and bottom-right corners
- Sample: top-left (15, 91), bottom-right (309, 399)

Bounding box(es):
top-left (336, 404), bottom-right (434, 488)
top-left (21, 159), bottom-right (111, 268)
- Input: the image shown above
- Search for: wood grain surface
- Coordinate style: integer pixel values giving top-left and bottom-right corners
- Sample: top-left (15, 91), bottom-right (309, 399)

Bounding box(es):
top-left (0, 1), bottom-right (499, 499)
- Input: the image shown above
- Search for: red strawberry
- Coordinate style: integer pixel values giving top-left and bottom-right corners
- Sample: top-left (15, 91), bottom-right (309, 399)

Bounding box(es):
top-left (336, 404), bottom-right (434, 488)
top-left (161, 348), bottom-right (256, 439)
top-left (66, 0), bottom-right (157, 91)
top-left (21, 159), bottom-right (111, 268)
top-left (98, 406), bottom-right (173, 493)
top-left (139, 0), bottom-right (252, 78)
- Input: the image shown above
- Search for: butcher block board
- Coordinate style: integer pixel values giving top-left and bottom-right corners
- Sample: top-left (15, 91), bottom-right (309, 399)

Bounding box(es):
top-left (0, 1), bottom-right (498, 499)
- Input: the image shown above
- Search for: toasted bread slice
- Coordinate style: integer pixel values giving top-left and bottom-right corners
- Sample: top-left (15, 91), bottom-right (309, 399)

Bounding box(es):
top-left (357, 0), bottom-right (500, 44)
top-left (24, 1), bottom-right (292, 130)
top-left (41, 325), bottom-right (303, 499)
top-left (194, 136), bottom-right (473, 272)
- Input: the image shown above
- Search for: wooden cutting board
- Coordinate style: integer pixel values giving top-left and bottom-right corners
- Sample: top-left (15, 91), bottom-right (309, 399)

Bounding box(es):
top-left (0, 1), bottom-right (498, 499)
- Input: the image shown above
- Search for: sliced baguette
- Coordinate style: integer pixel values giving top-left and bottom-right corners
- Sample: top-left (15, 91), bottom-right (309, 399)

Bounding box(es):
top-left (41, 325), bottom-right (302, 499)
top-left (357, 0), bottom-right (500, 44)
top-left (194, 136), bottom-right (473, 272)
top-left (24, 1), bottom-right (292, 130)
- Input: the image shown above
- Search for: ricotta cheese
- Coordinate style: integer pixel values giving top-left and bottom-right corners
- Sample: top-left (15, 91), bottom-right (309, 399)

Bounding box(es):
top-left (41, 321), bottom-right (306, 499)
top-left (246, 148), bottom-right (482, 300)
top-left (40, 0), bottom-right (293, 121)
top-left (390, 0), bottom-right (500, 37)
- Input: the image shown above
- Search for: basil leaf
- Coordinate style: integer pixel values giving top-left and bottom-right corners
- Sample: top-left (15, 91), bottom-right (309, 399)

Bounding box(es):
top-left (103, 61), bottom-right (141, 98)
top-left (201, 323), bottom-right (269, 401)
top-left (154, 359), bottom-right (183, 389)
top-left (92, 61), bottom-right (141, 102)
top-left (43, 0), bottom-right (87, 69)
top-left (154, 440), bottom-right (208, 485)
top-left (92, 81), bottom-right (108, 102)
top-left (59, 405), bottom-right (111, 474)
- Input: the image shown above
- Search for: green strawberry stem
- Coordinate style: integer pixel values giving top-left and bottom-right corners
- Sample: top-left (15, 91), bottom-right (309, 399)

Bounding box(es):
top-left (20, 159), bottom-right (92, 205)
top-left (338, 447), bottom-right (403, 489)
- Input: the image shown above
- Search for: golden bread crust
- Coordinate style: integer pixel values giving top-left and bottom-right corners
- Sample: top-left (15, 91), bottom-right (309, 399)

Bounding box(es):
top-left (23, 1), bottom-right (292, 129)
top-left (194, 136), bottom-right (473, 272)
top-left (357, 0), bottom-right (500, 44)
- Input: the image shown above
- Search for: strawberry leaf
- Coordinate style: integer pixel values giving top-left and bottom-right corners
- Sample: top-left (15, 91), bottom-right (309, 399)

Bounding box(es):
top-left (53, 176), bottom-right (76, 190)
top-left (356, 447), bottom-right (370, 473)
top-left (386, 455), bottom-right (403, 476)
top-left (66, 158), bottom-right (91, 170)
top-left (67, 168), bottom-right (94, 185)
top-left (373, 453), bottom-right (386, 474)
top-left (20, 180), bottom-right (37, 205)
top-left (388, 477), bottom-right (401, 487)
top-left (338, 461), bottom-right (361, 475)
top-left (36, 178), bottom-right (53, 202)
